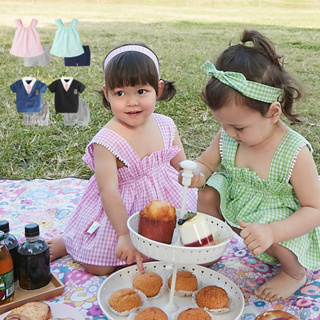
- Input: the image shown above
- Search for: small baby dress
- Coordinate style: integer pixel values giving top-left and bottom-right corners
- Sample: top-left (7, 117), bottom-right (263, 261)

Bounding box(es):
top-left (50, 19), bottom-right (84, 57)
top-left (10, 19), bottom-right (44, 58)
top-left (206, 129), bottom-right (320, 271)
top-left (63, 113), bottom-right (198, 266)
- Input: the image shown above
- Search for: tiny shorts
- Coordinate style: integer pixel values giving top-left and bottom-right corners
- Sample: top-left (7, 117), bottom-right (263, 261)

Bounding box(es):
top-left (23, 100), bottom-right (49, 126)
top-left (64, 45), bottom-right (90, 67)
top-left (64, 100), bottom-right (90, 126)
top-left (24, 45), bottom-right (50, 67)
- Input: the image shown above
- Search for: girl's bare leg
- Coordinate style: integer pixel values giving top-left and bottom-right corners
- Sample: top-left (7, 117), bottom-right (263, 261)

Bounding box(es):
top-left (47, 234), bottom-right (68, 262)
top-left (198, 186), bottom-right (244, 236)
top-left (48, 234), bottom-right (117, 276)
top-left (197, 186), bottom-right (224, 221)
top-left (81, 264), bottom-right (117, 276)
top-left (198, 186), bottom-right (229, 266)
top-left (254, 244), bottom-right (306, 302)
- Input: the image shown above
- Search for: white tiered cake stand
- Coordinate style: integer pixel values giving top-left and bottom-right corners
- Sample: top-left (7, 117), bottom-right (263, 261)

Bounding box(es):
top-left (98, 161), bottom-right (244, 319)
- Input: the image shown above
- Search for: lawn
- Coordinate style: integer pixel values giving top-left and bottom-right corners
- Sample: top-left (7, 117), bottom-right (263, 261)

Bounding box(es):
top-left (1, 0), bottom-right (320, 179)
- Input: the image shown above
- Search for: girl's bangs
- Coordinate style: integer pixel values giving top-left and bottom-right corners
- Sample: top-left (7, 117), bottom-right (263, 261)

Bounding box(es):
top-left (105, 52), bottom-right (158, 91)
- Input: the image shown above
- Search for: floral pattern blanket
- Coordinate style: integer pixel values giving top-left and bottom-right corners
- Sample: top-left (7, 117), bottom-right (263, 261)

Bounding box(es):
top-left (1, 178), bottom-right (319, 320)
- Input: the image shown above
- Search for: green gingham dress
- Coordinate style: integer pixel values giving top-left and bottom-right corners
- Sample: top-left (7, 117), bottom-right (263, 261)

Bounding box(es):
top-left (206, 129), bottom-right (320, 270)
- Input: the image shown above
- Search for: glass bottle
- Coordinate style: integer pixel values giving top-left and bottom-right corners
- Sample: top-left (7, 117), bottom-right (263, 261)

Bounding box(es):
top-left (18, 223), bottom-right (51, 290)
top-left (0, 230), bottom-right (15, 305)
top-left (0, 220), bottom-right (19, 282)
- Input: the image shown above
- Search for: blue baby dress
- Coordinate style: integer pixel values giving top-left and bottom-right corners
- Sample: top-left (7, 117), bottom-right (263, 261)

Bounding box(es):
top-left (50, 19), bottom-right (84, 58)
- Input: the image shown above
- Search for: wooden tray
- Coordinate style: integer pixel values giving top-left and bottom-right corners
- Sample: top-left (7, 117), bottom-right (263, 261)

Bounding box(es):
top-left (0, 272), bottom-right (65, 315)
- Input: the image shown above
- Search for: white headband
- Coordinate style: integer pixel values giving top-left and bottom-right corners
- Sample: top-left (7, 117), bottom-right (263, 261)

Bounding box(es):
top-left (103, 45), bottom-right (160, 78)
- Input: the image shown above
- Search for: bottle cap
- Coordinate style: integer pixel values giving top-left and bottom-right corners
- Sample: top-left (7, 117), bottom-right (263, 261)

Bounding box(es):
top-left (0, 220), bottom-right (9, 233)
top-left (25, 223), bottom-right (40, 237)
top-left (0, 230), bottom-right (4, 241)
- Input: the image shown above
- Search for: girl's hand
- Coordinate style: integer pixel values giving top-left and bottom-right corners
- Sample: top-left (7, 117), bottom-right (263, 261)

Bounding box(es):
top-left (238, 220), bottom-right (274, 255)
top-left (178, 170), bottom-right (205, 189)
top-left (116, 233), bottom-right (145, 274)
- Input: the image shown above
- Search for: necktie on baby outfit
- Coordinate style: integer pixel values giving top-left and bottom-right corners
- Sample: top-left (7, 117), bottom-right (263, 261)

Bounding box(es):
top-left (65, 83), bottom-right (69, 91)
top-left (27, 84), bottom-right (31, 94)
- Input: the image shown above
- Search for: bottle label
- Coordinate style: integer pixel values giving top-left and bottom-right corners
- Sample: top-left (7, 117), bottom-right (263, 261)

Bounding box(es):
top-left (0, 270), bottom-right (14, 302)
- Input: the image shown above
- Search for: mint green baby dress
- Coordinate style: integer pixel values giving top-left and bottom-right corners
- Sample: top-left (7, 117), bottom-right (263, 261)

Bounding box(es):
top-left (50, 19), bottom-right (84, 58)
top-left (206, 129), bottom-right (320, 271)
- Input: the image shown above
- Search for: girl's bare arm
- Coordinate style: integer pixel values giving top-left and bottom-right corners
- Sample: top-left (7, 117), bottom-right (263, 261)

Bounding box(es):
top-left (240, 145), bottom-right (320, 255)
top-left (270, 145), bottom-right (320, 242)
top-left (181, 130), bottom-right (222, 188)
top-left (170, 124), bottom-right (187, 171)
top-left (94, 144), bottom-right (144, 272)
top-left (94, 144), bottom-right (129, 236)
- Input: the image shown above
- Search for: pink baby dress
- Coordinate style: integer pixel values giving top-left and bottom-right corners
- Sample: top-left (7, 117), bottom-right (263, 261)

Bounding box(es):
top-left (63, 113), bottom-right (198, 267)
top-left (10, 19), bottom-right (44, 58)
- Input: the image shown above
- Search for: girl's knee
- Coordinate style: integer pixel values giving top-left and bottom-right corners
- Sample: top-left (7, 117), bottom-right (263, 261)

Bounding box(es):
top-left (198, 186), bottom-right (220, 203)
top-left (197, 186), bottom-right (222, 219)
top-left (82, 264), bottom-right (117, 276)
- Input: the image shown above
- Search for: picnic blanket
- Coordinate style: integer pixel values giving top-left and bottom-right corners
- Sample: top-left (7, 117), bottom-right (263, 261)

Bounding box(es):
top-left (1, 178), bottom-right (320, 320)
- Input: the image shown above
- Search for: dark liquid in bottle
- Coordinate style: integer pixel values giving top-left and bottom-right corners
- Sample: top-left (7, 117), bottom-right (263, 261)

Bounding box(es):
top-left (18, 240), bottom-right (51, 290)
top-left (5, 237), bottom-right (19, 282)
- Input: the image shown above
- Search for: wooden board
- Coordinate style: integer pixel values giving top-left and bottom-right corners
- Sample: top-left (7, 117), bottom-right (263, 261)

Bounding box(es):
top-left (0, 272), bottom-right (65, 314)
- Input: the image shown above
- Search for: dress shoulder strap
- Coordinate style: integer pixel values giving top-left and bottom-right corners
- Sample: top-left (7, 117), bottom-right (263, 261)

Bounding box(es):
top-left (30, 19), bottom-right (38, 27)
top-left (71, 19), bottom-right (79, 28)
top-left (83, 128), bottom-right (131, 170)
top-left (153, 113), bottom-right (175, 149)
top-left (14, 19), bottom-right (22, 28)
top-left (54, 19), bottom-right (63, 28)
top-left (269, 130), bottom-right (312, 182)
top-left (220, 129), bottom-right (238, 164)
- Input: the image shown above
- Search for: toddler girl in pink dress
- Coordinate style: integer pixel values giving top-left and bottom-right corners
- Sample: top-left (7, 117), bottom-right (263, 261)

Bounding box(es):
top-left (49, 44), bottom-right (197, 275)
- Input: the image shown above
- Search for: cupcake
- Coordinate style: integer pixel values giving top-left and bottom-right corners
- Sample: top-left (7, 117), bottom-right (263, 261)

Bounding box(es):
top-left (138, 200), bottom-right (176, 244)
top-left (135, 307), bottom-right (168, 320)
top-left (108, 288), bottom-right (142, 313)
top-left (168, 271), bottom-right (198, 295)
top-left (195, 285), bottom-right (229, 310)
top-left (132, 272), bottom-right (163, 298)
top-left (177, 308), bottom-right (211, 320)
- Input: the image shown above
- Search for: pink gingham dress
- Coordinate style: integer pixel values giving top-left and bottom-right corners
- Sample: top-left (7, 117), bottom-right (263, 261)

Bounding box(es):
top-left (63, 113), bottom-right (198, 266)
top-left (10, 19), bottom-right (44, 58)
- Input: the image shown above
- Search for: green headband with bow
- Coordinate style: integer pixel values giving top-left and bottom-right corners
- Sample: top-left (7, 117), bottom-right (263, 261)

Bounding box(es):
top-left (201, 61), bottom-right (284, 103)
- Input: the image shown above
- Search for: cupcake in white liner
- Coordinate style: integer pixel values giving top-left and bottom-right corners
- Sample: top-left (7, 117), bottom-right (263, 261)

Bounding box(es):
top-left (107, 288), bottom-right (147, 317)
top-left (174, 306), bottom-right (213, 320)
top-left (166, 270), bottom-right (200, 297)
top-left (128, 306), bottom-right (169, 320)
top-left (132, 272), bottom-right (166, 299)
top-left (192, 284), bottom-right (233, 314)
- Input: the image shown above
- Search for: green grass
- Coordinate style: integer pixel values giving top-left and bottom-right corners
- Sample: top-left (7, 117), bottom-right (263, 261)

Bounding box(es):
top-left (1, 0), bottom-right (320, 179)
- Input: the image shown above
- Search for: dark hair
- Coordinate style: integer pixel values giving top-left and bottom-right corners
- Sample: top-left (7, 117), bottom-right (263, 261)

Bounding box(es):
top-left (201, 30), bottom-right (302, 124)
top-left (100, 43), bottom-right (176, 109)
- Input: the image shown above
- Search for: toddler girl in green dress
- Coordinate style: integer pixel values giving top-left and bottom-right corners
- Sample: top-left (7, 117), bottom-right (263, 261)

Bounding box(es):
top-left (185, 29), bottom-right (320, 302)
